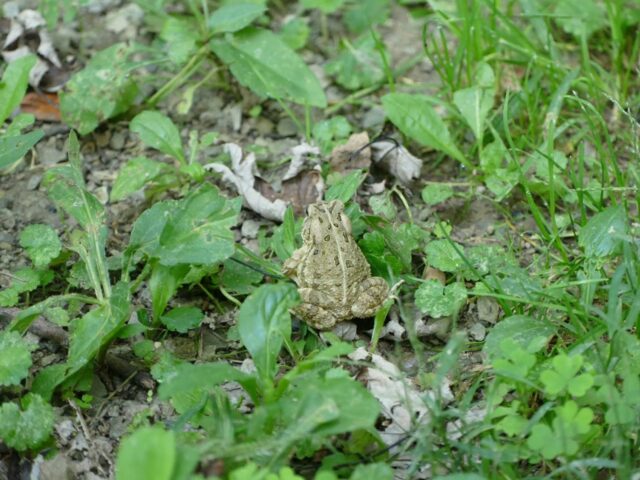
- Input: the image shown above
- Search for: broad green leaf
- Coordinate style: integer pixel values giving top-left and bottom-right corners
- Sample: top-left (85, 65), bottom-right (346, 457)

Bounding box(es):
top-left (211, 28), bottom-right (326, 108)
top-left (0, 394), bottom-right (55, 452)
top-left (280, 18), bottom-right (310, 50)
top-left (421, 183), bottom-right (454, 206)
top-left (0, 288), bottom-right (19, 307)
top-left (60, 43), bottom-right (138, 134)
top-left (301, 0), bottom-right (345, 13)
top-left (221, 258), bottom-right (264, 294)
top-left (350, 463), bottom-right (394, 480)
top-left (8, 268), bottom-right (41, 294)
top-left (43, 141), bottom-right (105, 230)
top-left (19, 224), bottom-right (61, 268)
top-left (238, 283), bottom-right (298, 382)
top-left (325, 35), bottom-right (385, 91)
top-left (149, 263), bottom-right (190, 320)
top-left (0, 130), bottom-right (45, 169)
top-left (414, 280), bottom-right (467, 318)
top-left (425, 239), bottom-right (466, 273)
top-left (157, 361), bottom-right (257, 407)
top-left (111, 156), bottom-right (169, 201)
top-left (67, 282), bottom-right (130, 373)
top-left (382, 93), bottom-right (466, 165)
top-left (578, 205), bottom-right (627, 258)
top-left (160, 16), bottom-right (199, 65)
top-left (325, 170), bottom-right (367, 203)
top-left (160, 306), bottom-right (204, 333)
top-left (130, 185), bottom-right (240, 266)
top-left (554, 0), bottom-right (607, 38)
top-left (484, 315), bottom-right (556, 360)
top-left (130, 111), bottom-right (185, 163)
top-left (208, 3), bottom-right (266, 33)
top-left (0, 332), bottom-right (35, 386)
top-left (286, 376), bottom-right (379, 435)
top-left (434, 475), bottom-right (487, 480)
top-left (453, 62), bottom-right (495, 142)
top-left (0, 55), bottom-right (36, 125)
top-left (116, 426), bottom-right (175, 480)
top-left (344, 0), bottom-right (390, 34)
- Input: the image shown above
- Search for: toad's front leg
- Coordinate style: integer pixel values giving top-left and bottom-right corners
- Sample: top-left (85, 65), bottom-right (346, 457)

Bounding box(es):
top-left (294, 287), bottom-right (340, 330)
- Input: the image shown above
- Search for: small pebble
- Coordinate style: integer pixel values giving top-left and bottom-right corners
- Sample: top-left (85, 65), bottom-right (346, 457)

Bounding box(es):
top-left (276, 117), bottom-right (297, 137)
top-left (469, 322), bottom-right (486, 341)
top-left (109, 131), bottom-right (127, 150)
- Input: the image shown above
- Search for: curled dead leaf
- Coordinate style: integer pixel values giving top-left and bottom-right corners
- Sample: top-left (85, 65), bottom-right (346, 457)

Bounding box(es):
top-left (371, 139), bottom-right (423, 184)
top-left (329, 131), bottom-right (372, 174)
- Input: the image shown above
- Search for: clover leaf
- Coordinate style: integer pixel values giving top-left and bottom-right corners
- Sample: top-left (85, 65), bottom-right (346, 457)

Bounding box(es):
top-left (19, 224), bottom-right (61, 268)
top-left (414, 280), bottom-right (467, 318)
top-left (540, 353), bottom-right (594, 397)
top-left (0, 331), bottom-right (35, 386)
top-left (0, 394), bottom-right (55, 451)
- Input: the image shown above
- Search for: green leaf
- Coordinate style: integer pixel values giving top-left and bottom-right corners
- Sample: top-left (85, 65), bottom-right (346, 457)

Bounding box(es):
top-left (344, 0), bottom-right (390, 34)
top-left (149, 263), bottom-right (190, 320)
top-left (491, 338), bottom-right (537, 379)
top-left (553, 0), bottom-right (607, 38)
top-left (0, 55), bottom-right (37, 125)
top-left (238, 284), bottom-right (298, 382)
top-left (19, 224), bottom-right (61, 268)
top-left (0, 331), bottom-right (35, 386)
top-left (271, 207), bottom-right (298, 261)
top-left (287, 375), bottom-right (379, 436)
top-left (0, 129), bottom-right (45, 169)
top-left (8, 268), bottom-right (42, 294)
top-left (301, 0), bottom-right (345, 13)
top-left (60, 42), bottom-right (138, 133)
top-left (130, 111), bottom-right (185, 163)
top-left (157, 361), bottom-right (257, 408)
top-left (578, 205), bottom-right (627, 258)
top-left (221, 258), bottom-right (264, 294)
top-left (208, 3), bottom-right (266, 33)
top-left (421, 183), bottom-right (454, 206)
top-left (350, 463), bottom-right (393, 480)
top-left (382, 93), bottom-right (466, 165)
top-left (280, 18), bottom-right (310, 50)
top-left (540, 353), bottom-right (594, 397)
top-left (0, 288), bottom-right (19, 307)
top-left (483, 315), bottom-right (556, 360)
top-left (130, 184), bottom-right (240, 266)
top-left (160, 16), bottom-right (199, 65)
top-left (0, 394), bottom-right (55, 452)
top-left (115, 426), bottom-right (175, 480)
top-left (211, 27), bottom-right (326, 108)
top-left (425, 239), bottom-right (466, 273)
top-left (453, 62), bottom-right (495, 143)
top-left (414, 280), bottom-right (467, 318)
top-left (160, 306), bottom-right (204, 333)
top-left (312, 116), bottom-right (352, 154)
top-left (67, 282), bottom-right (131, 373)
top-left (325, 170), bottom-right (367, 203)
top-left (325, 35), bottom-right (385, 91)
top-left (111, 156), bottom-right (169, 201)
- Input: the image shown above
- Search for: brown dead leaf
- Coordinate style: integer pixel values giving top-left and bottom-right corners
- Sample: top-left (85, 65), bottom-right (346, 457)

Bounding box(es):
top-left (329, 131), bottom-right (371, 174)
top-left (20, 92), bottom-right (60, 121)
top-left (423, 266), bottom-right (446, 284)
top-left (256, 169), bottom-right (323, 215)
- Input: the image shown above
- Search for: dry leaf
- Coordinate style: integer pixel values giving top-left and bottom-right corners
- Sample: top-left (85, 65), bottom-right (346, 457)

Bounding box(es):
top-left (282, 143), bottom-right (320, 180)
top-left (329, 131), bottom-right (371, 173)
top-left (204, 143), bottom-right (288, 222)
top-left (256, 169), bottom-right (323, 216)
top-left (1, 9), bottom-right (68, 91)
top-left (371, 140), bottom-right (423, 183)
top-left (20, 92), bottom-right (60, 121)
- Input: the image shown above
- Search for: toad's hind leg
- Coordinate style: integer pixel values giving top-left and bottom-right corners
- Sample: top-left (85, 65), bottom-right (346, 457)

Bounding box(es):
top-left (294, 288), bottom-right (340, 330)
top-left (351, 277), bottom-right (389, 318)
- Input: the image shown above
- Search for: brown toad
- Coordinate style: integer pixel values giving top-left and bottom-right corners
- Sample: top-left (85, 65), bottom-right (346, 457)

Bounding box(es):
top-left (283, 200), bottom-right (389, 330)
